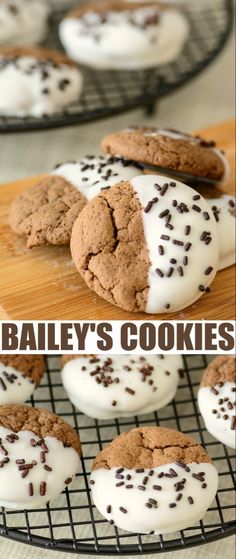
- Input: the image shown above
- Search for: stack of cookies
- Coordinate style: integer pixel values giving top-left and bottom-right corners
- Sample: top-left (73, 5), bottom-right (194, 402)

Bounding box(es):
top-left (0, 353), bottom-right (235, 535)
top-left (0, 0), bottom-right (190, 117)
top-left (10, 125), bottom-right (235, 315)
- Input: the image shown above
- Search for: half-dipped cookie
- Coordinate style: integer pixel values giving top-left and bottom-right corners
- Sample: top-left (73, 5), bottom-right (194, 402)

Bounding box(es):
top-left (71, 175), bottom-right (219, 314)
top-left (101, 127), bottom-right (228, 182)
top-left (61, 354), bottom-right (183, 419)
top-left (0, 46), bottom-right (83, 117)
top-left (0, 355), bottom-right (45, 405)
top-left (59, 1), bottom-right (189, 70)
top-left (0, 404), bottom-right (81, 509)
top-left (0, 0), bottom-right (50, 46)
top-left (198, 356), bottom-right (236, 449)
top-left (9, 156), bottom-right (141, 248)
top-left (90, 426), bottom-right (218, 534)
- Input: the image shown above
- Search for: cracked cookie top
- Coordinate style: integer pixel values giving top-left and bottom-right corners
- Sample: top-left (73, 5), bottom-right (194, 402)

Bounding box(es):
top-left (101, 126), bottom-right (228, 181)
top-left (9, 156), bottom-right (140, 248)
top-left (200, 356), bottom-right (236, 388)
top-left (92, 426), bottom-right (211, 470)
top-left (9, 175), bottom-right (87, 248)
top-left (0, 404), bottom-right (81, 455)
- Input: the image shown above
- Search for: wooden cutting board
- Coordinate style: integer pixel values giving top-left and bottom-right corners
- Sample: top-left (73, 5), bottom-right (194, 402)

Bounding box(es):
top-left (0, 120), bottom-right (235, 320)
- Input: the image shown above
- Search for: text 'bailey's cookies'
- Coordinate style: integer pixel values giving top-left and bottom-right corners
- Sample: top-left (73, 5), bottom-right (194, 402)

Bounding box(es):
top-left (0, 321), bottom-right (235, 354)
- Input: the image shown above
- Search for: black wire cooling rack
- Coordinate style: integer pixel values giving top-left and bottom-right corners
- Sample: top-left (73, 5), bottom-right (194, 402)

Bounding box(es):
top-left (0, 354), bottom-right (235, 554)
top-left (0, 0), bottom-right (234, 133)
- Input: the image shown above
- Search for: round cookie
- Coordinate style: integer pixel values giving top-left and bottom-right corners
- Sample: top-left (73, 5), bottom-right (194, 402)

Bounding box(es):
top-left (0, 404), bottom-right (81, 509)
top-left (90, 426), bottom-right (218, 534)
top-left (198, 356), bottom-right (236, 449)
top-left (0, 46), bottom-right (83, 117)
top-left (59, 1), bottom-right (189, 70)
top-left (9, 156), bottom-right (141, 248)
top-left (0, 355), bottom-right (45, 405)
top-left (61, 354), bottom-right (183, 419)
top-left (71, 174), bottom-right (219, 314)
top-left (0, 0), bottom-right (50, 46)
top-left (101, 127), bottom-right (228, 182)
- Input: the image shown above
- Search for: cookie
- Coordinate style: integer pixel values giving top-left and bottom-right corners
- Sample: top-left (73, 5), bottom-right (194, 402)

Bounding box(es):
top-left (198, 356), bottom-right (236, 449)
top-left (101, 127), bottom-right (228, 182)
top-left (59, 1), bottom-right (189, 70)
top-left (0, 355), bottom-right (45, 405)
top-left (0, 46), bottom-right (83, 117)
top-left (61, 354), bottom-right (183, 419)
top-left (90, 426), bottom-right (218, 534)
top-left (71, 175), bottom-right (219, 314)
top-left (0, 0), bottom-right (50, 46)
top-left (0, 404), bottom-right (81, 509)
top-left (9, 156), bottom-right (141, 248)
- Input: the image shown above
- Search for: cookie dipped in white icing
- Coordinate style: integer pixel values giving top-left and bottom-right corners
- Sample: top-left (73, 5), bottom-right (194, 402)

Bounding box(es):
top-left (71, 174), bottom-right (219, 314)
top-left (102, 126), bottom-right (229, 183)
top-left (90, 426), bottom-right (219, 534)
top-left (61, 354), bottom-right (183, 419)
top-left (0, 0), bottom-right (50, 46)
top-left (52, 155), bottom-right (142, 200)
top-left (0, 405), bottom-right (81, 509)
top-left (198, 356), bottom-right (236, 449)
top-left (59, 1), bottom-right (189, 70)
top-left (0, 355), bottom-right (45, 406)
top-left (0, 47), bottom-right (83, 117)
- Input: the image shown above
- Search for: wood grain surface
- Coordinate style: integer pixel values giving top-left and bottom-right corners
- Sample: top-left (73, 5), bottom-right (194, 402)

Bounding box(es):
top-left (0, 120), bottom-right (235, 320)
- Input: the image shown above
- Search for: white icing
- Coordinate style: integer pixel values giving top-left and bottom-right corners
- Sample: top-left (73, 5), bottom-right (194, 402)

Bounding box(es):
top-left (206, 194), bottom-right (235, 270)
top-left (198, 382), bottom-right (236, 449)
top-left (0, 363), bottom-right (35, 405)
top-left (130, 175), bottom-right (219, 313)
top-left (0, 0), bottom-right (50, 45)
top-left (61, 355), bottom-right (183, 420)
top-left (52, 156), bottom-right (141, 200)
top-left (0, 55), bottom-right (83, 117)
top-left (0, 427), bottom-right (80, 509)
top-left (90, 462), bottom-right (218, 534)
top-left (59, 7), bottom-right (189, 70)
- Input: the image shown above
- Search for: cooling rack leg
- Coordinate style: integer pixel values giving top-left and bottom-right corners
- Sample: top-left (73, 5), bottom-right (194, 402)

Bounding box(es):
top-left (144, 99), bottom-right (158, 116)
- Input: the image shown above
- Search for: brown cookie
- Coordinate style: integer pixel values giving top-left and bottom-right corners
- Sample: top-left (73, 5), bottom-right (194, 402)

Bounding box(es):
top-left (71, 175), bottom-right (218, 314)
top-left (198, 357), bottom-right (236, 449)
top-left (0, 45), bottom-right (77, 67)
top-left (10, 176), bottom-right (87, 248)
top-left (10, 155), bottom-right (141, 248)
top-left (66, 1), bottom-right (168, 18)
top-left (0, 404), bottom-right (81, 509)
top-left (0, 355), bottom-right (45, 405)
top-left (0, 355), bottom-right (45, 386)
top-left (200, 356), bottom-right (236, 388)
top-left (90, 425), bottom-right (218, 534)
top-left (0, 404), bottom-right (81, 455)
top-left (101, 127), bottom-right (227, 181)
top-left (92, 426), bottom-right (211, 471)
top-left (71, 181), bottom-right (149, 312)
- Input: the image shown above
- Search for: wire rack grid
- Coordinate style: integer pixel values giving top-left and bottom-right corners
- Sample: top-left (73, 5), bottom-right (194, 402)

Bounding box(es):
top-left (0, 354), bottom-right (235, 554)
top-left (0, 0), bottom-right (234, 132)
